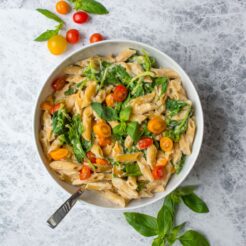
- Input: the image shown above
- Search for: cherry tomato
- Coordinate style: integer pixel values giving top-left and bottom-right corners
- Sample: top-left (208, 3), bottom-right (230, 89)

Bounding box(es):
top-left (66, 29), bottom-right (80, 44)
top-left (113, 85), bottom-right (128, 102)
top-left (96, 158), bottom-right (109, 165)
top-left (105, 93), bottom-right (115, 107)
top-left (48, 35), bottom-right (67, 55)
top-left (73, 11), bottom-right (89, 24)
top-left (51, 77), bottom-right (66, 91)
top-left (50, 103), bottom-right (61, 114)
top-left (56, 1), bottom-right (70, 15)
top-left (90, 33), bottom-right (103, 43)
top-left (80, 165), bottom-right (91, 180)
top-left (86, 151), bottom-right (96, 163)
top-left (152, 166), bottom-right (166, 180)
top-left (40, 102), bottom-right (52, 112)
top-left (138, 137), bottom-right (153, 150)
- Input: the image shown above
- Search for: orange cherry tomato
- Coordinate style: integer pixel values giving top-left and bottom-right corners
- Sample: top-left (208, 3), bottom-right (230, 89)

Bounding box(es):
top-left (105, 93), bottom-right (115, 107)
top-left (48, 35), bottom-right (67, 55)
top-left (66, 29), bottom-right (80, 44)
top-left (138, 137), bottom-right (153, 150)
top-left (152, 166), bottom-right (166, 180)
top-left (95, 158), bottom-right (109, 165)
top-left (156, 158), bottom-right (168, 167)
top-left (147, 116), bottom-right (166, 134)
top-left (97, 137), bottom-right (112, 147)
top-left (50, 103), bottom-right (61, 114)
top-left (113, 85), bottom-right (128, 102)
top-left (93, 121), bottom-right (111, 138)
top-left (56, 1), bottom-right (70, 15)
top-left (86, 151), bottom-right (96, 163)
top-left (90, 33), bottom-right (104, 43)
top-left (52, 77), bottom-right (66, 91)
top-left (40, 102), bottom-right (52, 112)
top-left (160, 137), bottom-right (173, 152)
top-left (80, 165), bottom-right (91, 180)
top-left (49, 148), bottom-right (69, 160)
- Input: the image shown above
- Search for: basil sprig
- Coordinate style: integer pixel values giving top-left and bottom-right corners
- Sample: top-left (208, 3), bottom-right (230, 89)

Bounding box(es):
top-left (69, 0), bottom-right (109, 15)
top-left (124, 186), bottom-right (210, 246)
top-left (34, 9), bottom-right (64, 42)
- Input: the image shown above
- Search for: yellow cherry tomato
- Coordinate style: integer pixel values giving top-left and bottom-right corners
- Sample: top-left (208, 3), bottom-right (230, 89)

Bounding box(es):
top-left (147, 116), bottom-right (166, 134)
top-left (56, 1), bottom-right (70, 15)
top-left (49, 148), bottom-right (69, 160)
top-left (47, 35), bottom-right (67, 55)
top-left (160, 137), bottom-right (173, 152)
top-left (93, 121), bottom-right (111, 138)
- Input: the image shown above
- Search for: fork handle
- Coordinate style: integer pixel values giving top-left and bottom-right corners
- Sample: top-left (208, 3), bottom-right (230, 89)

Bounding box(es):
top-left (47, 189), bottom-right (84, 229)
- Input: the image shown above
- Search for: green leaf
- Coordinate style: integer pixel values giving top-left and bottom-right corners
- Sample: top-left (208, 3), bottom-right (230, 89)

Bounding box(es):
top-left (157, 203), bottom-right (173, 236)
top-left (155, 77), bottom-right (168, 95)
top-left (167, 222), bottom-right (186, 245)
top-left (127, 121), bottom-right (141, 143)
top-left (124, 212), bottom-right (158, 237)
top-left (141, 49), bottom-right (152, 71)
top-left (173, 154), bottom-right (186, 174)
top-left (120, 106), bottom-right (132, 121)
top-left (52, 108), bottom-right (70, 135)
top-left (36, 8), bottom-right (64, 24)
top-left (34, 29), bottom-right (59, 41)
top-left (112, 122), bottom-right (127, 138)
top-left (181, 192), bottom-right (209, 213)
top-left (166, 99), bottom-right (187, 117)
top-left (74, 0), bottom-right (109, 14)
top-left (175, 185), bottom-right (198, 196)
top-left (91, 102), bottom-right (118, 121)
top-left (179, 230), bottom-right (210, 246)
top-left (125, 163), bottom-right (142, 176)
top-left (64, 87), bottom-right (77, 96)
top-left (152, 237), bottom-right (164, 246)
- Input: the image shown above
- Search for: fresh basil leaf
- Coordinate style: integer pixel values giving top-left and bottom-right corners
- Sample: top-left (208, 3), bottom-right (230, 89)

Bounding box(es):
top-left (113, 122), bottom-right (127, 138)
top-left (105, 65), bottom-right (132, 85)
top-left (167, 222), bottom-right (186, 245)
top-left (157, 203), bottom-right (173, 236)
top-left (34, 29), bottom-right (59, 41)
top-left (36, 8), bottom-right (64, 24)
top-left (124, 212), bottom-right (158, 237)
top-left (175, 185), bottom-right (198, 196)
top-left (125, 163), bottom-right (142, 176)
top-left (179, 230), bottom-right (210, 246)
top-left (155, 77), bottom-right (168, 95)
top-left (127, 121), bottom-right (141, 143)
top-left (166, 99), bottom-right (187, 116)
top-left (120, 106), bottom-right (132, 121)
top-left (91, 102), bottom-right (118, 121)
top-left (152, 237), bottom-right (164, 246)
top-left (52, 108), bottom-right (70, 135)
top-left (173, 154), bottom-right (186, 173)
top-left (181, 192), bottom-right (209, 213)
top-left (74, 0), bottom-right (109, 14)
top-left (64, 87), bottom-right (77, 96)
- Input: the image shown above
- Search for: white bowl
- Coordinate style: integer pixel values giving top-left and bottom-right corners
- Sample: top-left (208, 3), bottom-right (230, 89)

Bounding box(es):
top-left (34, 40), bottom-right (204, 210)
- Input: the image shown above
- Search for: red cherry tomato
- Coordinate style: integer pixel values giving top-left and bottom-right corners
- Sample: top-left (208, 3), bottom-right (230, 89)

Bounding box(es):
top-left (52, 77), bottom-right (66, 91)
top-left (113, 85), bottom-right (128, 102)
top-left (152, 166), bottom-right (166, 180)
top-left (80, 165), bottom-right (91, 180)
top-left (50, 103), bottom-right (61, 114)
top-left (66, 29), bottom-right (80, 44)
top-left (90, 33), bottom-right (103, 43)
top-left (73, 11), bottom-right (89, 24)
top-left (86, 151), bottom-right (96, 163)
top-left (138, 137), bottom-right (153, 150)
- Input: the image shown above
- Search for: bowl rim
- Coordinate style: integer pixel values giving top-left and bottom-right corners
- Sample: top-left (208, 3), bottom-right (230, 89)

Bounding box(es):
top-left (33, 39), bottom-right (204, 211)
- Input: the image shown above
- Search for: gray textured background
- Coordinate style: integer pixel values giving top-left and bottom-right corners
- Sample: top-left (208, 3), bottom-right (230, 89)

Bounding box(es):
top-left (0, 0), bottom-right (245, 245)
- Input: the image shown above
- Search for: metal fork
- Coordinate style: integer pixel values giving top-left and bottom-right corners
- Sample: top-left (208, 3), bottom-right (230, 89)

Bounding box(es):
top-left (47, 189), bottom-right (84, 229)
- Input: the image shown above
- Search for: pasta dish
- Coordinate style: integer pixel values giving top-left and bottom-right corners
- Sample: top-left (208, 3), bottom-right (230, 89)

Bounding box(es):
top-left (40, 49), bottom-right (196, 207)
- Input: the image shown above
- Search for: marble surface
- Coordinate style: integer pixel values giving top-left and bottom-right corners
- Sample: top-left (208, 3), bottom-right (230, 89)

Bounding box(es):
top-left (0, 0), bottom-right (245, 245)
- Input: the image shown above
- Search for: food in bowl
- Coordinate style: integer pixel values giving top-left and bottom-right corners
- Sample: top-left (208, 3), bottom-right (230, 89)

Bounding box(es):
top-left (39, 48), bottom-right (196, 207)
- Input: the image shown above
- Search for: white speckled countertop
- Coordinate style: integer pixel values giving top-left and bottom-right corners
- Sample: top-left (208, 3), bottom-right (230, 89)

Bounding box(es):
top-left (0, 0), bottom-right (245, 245)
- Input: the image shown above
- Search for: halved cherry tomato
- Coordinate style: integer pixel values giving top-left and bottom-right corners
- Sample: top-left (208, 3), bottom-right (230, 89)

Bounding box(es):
top-left (96, 158), bottom-right (109, 165)
top-left (90, 33), bottom-right (103, 43)
top-left (50, 103), bottom-right (61, 114)
top-left (49, 148), bottom-right (69, 160)
top-left (97, 137), bottom-right (112, 147)
top-left (66, 29), bottom-right (80, 44)
top-left (93, 121), bottom-right (111, 138)
top-left (40, 102), bottom-right (52, 112)
top-left (86, 151), bottom-right (96, 163)
top-left (56, 1), bottom-right (70, 15)
top-left (73, 11), bottom-right (89, 24)
top-left (147, 116), bottom-right (166, 134)
top-left (52, 77), bottom-right (66, 91)
top-left (138, 137), bottom-right (153, 150)
top-left (113, 85), bottom-right (128, 102)
top-left (160, 137), bottom-right (173, 152)
top-left (105, 93), bottom-right (115, 107)
top-left (152, 166), bottom-right (166, 180)
top-left (156, 158), bottom-right (168, 167)
top-left (80, 165), bottom-right (91, 180)
top-left (47, 35), bottom-right (67, 55)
